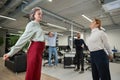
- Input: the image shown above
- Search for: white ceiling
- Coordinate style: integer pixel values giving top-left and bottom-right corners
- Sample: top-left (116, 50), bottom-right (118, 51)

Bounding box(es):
top-left (0, 0), bottom-right (120, 34)
top-left (42, 0), bottom-right (120, 27)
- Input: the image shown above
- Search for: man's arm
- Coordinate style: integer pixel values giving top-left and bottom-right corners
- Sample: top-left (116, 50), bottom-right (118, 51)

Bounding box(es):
top-left (82, 39), bottom-right (88, 50)
top-left (54, 32), bottom-right (57, 38)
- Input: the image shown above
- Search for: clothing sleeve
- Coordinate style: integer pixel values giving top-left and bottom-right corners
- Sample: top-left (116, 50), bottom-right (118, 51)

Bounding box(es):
top-left (54, 32), bottom-right (57, 38)
top-left (101, 32), bottom-right (113, 55)
top-left (7, 22), bottom-right (35, 57)
top-left (45, 35), bottom-right (48, 40)
top-left (82, 39), bottom-right (88, 50)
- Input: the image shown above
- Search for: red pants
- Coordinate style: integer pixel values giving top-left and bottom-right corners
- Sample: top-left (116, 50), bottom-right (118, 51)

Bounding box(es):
top-left (25, 41), bottom-right (45, 80)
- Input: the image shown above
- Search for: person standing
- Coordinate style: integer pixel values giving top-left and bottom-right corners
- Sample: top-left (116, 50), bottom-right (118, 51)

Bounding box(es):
top-left (3, 7), bottom-right (45, 80)
top-left (74, 32), bottom-right (87, 73)
top-left (87, 18), bottom-right (113, 80)
top-left (46, 32), bottom-right (58, 66)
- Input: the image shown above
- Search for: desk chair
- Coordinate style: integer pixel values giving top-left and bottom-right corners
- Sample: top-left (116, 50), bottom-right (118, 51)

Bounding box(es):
top-left (85, 54), bottom-right (91, 71)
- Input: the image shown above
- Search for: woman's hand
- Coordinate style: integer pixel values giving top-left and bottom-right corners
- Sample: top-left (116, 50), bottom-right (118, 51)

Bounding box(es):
top-left (3, 54), bottom-right (9, 60)
top-left (108, 54), bottom-right (113, 60)
top-left (81, 44), bottom-right (84, 48)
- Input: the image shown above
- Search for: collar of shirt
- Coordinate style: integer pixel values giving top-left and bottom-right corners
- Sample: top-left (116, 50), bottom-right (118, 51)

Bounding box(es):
top-left (91, 28), bottom-right (99, 33)
top-left (32, 20), bottom-right (39, 24)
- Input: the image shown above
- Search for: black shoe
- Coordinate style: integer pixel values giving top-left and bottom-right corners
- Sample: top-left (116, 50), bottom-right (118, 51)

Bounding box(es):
top-left (74, 69), bottom-right (79, 71)
top-left (79, 70), bottom-right (84, 74)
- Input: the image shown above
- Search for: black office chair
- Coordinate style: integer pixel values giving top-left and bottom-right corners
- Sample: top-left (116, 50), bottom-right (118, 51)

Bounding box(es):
top-left (5, 50), bottom-right (27, 72)
top-left (85, 55), bottom-right (91, 71)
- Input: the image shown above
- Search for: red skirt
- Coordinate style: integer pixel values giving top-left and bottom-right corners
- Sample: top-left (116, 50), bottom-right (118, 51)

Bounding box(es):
top-left (25, 41), bottom-right (45, 80)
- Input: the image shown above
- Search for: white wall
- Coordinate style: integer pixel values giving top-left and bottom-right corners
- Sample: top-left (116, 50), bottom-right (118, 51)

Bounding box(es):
top-left (84, 29), bottom-right (120, 52)
top-left (58, 35), bottom-right (68, 46)
top-left (106, 29), bottom-right (120, 51)
top-left (58, 32), bottom-right (84, 46)
top-left (45, 35), bottom-right (68, 46)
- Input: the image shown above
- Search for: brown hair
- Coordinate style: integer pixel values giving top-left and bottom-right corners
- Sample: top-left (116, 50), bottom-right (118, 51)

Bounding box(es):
top-left (48, 32), bottom-right (51, 35)
top-left (94, 18), bottom-right (101, 30)
top-left (29, 7), bottom-right (42, 20)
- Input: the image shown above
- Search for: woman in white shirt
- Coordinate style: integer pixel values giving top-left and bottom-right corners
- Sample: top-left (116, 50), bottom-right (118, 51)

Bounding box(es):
top-left (3, 7), bottom-right (45, 80)
top-left (87, 18), bottom-right (113, 80)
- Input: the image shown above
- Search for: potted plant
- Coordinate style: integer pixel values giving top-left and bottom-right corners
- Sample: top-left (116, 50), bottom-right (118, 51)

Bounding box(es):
top-left (9, 35), bottom-right (29, 52)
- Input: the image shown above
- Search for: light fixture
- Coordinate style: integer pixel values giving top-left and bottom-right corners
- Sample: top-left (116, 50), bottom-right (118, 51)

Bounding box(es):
top-left (82, 14), bottom-right (93, 22)
top-left (57, 33), bottom-right (63, 36)
top-left (47, 23), bottom-right (67, 30)
top-left (101, 27), bottom-right (106, 31)
top-left (0, 15), bottom-right (16, 21)
top-left (18, 31), bottom-right (24, 34)
top-left (0, 26), bottom-right (2, 28)
top-left (43, 30), bottom-right (48, 33)
top-left (9, 33), bottom-right (21, 36)
top-left (48, 0), bottom-right (53, 2)
top-left (102, 0), bottom-right (120, 12)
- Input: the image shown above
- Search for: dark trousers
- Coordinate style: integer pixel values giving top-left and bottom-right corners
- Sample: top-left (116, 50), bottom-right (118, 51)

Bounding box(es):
top-left (25, 41), bottom-right (45, 80)
top-left (75, 50), bottom-right (84, 71)
top-left (90, 50), bottom-right (111, 80)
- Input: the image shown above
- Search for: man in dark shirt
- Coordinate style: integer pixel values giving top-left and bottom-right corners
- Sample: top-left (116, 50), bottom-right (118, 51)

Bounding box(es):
top-left (74, 33), bottom-right (87, 73)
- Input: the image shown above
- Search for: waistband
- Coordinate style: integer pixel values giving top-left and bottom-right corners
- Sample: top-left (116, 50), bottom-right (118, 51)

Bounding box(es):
top-left (49, 46), bottom-right (56, 48)
top-left (90, 49), bottom-right (104, 53)
top-left (31, 41), bottom-right (45, 43)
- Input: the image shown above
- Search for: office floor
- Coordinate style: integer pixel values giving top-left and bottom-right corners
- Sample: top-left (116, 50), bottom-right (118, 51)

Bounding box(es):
top-left (1, 57), bottom-right (120, 80)
top-left (42, 63), bottom-right (120, 80)
top-left (0, 58), bottom-right (59, 80)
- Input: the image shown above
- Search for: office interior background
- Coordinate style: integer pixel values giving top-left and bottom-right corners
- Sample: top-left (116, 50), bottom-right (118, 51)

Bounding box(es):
top-left (0, 0), bottom-right (120, 80)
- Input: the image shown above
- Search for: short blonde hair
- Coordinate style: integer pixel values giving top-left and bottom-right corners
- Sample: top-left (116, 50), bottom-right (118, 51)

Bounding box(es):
top-left (29, 7), bottom-right (42, 20)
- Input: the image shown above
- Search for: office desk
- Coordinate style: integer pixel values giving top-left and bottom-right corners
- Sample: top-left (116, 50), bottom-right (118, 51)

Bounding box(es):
top-left (114, 52), bottom-right (120, 61)
top-left (64, 53), bottom-right (75, 68)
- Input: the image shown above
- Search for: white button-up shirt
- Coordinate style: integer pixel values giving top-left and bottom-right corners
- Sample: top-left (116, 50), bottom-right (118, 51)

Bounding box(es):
top-left (87, 28), bottom-right (113, 55)
top-left (8, 21), bottom-right (45, 56)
